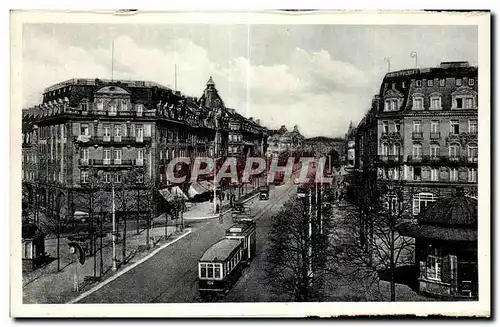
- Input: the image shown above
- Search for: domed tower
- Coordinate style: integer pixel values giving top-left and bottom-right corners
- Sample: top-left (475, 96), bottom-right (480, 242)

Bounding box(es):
top-left (200, 76), bottom-right (224, 110)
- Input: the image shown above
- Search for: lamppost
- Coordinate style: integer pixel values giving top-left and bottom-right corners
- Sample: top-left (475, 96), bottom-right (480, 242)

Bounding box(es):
top-left (111, 178), bottom-right (117, 271)
top-left (410, 51), bottom-right (418, 69)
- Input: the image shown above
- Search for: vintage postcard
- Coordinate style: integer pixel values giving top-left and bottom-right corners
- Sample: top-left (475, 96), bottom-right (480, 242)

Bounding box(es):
top-left (10, 10), bottom-right (491, 318)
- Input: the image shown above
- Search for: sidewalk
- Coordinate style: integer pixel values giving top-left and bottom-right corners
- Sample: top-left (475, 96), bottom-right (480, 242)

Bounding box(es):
top-left (176, 176), bottom-right (265, 220)
top-left (23, 225), bottom-right (188, 304)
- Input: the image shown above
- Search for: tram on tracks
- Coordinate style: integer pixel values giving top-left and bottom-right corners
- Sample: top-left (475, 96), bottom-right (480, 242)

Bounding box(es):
top-left (198, 239), bottom-right (244, 300)
top-left (225, 221), bottom-right (256, 266)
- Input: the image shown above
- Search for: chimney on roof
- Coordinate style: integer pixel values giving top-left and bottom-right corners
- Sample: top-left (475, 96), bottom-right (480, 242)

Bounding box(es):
top-left (255, 119), bottom-right (261, 125)
top-left (249, 117), bottom-right (254, 121)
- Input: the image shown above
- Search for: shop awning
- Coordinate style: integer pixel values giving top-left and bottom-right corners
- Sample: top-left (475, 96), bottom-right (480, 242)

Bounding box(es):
top-left (159, 187), bottom-right (188, 202)
top-left (187, 181), bottom-right (214, 198)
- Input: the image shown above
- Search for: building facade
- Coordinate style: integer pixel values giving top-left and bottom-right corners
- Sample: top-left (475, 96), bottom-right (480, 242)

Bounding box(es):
top-left (355, 61), bottom-right (478, 215)
top-left (22, 77), bottom-right (268, 220)
top-left (266, 125), bottom-right (304, 158)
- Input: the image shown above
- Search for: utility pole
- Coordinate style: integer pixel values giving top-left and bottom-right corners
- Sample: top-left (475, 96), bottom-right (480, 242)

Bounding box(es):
top-left (308, 189), bottom-right (313, 286)
top-left (213, 129), bottom-right (218, 214)
top-left (111, 181), bottom-right (117, 271)
top-left (111, 40), bottom-right (115, 81)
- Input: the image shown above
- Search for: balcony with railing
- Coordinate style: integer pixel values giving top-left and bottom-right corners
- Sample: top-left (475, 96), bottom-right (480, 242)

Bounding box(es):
top-left (430, 132), bottom-right (441, 140)
top-left (378, 154), bottom-right (404, 164)
top-left (73, 135), bottom-right (152, 145)
top-left (412, 131), bottom-right (424, 140)
top-left (380, 132), bottom-right (403, 142)
top-left (79, 159), bottom-right (134, 167)
top-left (406, 155), bottom-right (478, 166)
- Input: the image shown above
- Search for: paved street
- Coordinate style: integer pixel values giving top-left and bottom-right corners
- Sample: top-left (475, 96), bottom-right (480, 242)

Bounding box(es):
top-left (77, 182), bottom-right (296, 303)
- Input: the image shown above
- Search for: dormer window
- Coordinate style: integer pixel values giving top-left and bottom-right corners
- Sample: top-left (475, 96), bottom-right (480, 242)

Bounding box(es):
top-left (452, 87), bottom-right (477, 110)
top-left (439, 79), bottom-right (446, 87)
top-left (402, 81), bottom-right (406, 89)
top-left (412, 94), bottom-right (424, 110)
top-left (455, 78), bottom-right (463, 86)
top-left (80, 101), bottom-right (88, 111)
top-left (468, 78), bottom-right (475, 86)
top-left (427, 79), bottom-right (434, 87)
top-left (416, 80), bottom-right (422, 87)
top-left (96, 99), bottom-right (104, 110)
top-left (429, 93), bottom-right (442, 110)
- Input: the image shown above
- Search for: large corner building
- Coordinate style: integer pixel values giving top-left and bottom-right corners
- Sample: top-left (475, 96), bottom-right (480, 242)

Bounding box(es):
top-left (22, 77), bottom-right (268, 220)
top-left (354, 61), bottom-right (478, 215)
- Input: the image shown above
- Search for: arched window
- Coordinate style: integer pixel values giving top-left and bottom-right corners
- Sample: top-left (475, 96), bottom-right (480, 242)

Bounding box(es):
top-left (467, 143), bottom-right (478, 162)
top-left (430, 144), bottom-right (440, 158)
top-left (429, 93), bottom-right (442, 110)
top-left (381, 143), bottom-right (389, 156)
top-left (412, 192), bottom-right (437, 215)
top-left (393, 143), bottom-right (401, 156)
top-left (412, 93), bottom-right (425, 110)
top-left (96, 98), bottom-right (104, 111)
top-left (449, 143), bottom-right (460, 159)
top-left (412, 143), bottom-right (422, 158)
top-left (80, 99), bottom-right (89, 111)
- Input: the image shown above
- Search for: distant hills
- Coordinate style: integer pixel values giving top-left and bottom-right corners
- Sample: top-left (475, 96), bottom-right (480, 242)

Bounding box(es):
top-left (304, 136), bottom-right (345, 143)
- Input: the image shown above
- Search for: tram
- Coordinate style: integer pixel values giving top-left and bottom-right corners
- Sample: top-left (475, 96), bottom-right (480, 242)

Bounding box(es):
top-left (198, 239), bottom-right (244, 300)
top-left (225, 222), bottom-right (257, 266)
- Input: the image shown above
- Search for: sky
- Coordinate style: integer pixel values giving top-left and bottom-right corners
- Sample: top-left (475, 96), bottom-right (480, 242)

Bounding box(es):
top-left (22, 24), bottom-right (478, 138)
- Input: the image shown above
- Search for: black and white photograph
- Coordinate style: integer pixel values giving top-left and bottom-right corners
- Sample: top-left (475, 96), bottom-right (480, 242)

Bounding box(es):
top-left (10, 10), bottom-right (491, 318)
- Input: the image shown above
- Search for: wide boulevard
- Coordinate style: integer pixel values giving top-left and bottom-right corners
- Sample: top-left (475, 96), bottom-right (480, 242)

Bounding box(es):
top-left (78, 182), bottom-right (297, 303)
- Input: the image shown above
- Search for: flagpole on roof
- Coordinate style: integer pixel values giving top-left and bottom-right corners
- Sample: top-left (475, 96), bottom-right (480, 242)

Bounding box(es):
top-left (174, 64), bottom-right (177, 92)
top-left (111, 40), bottom-right (115, 82)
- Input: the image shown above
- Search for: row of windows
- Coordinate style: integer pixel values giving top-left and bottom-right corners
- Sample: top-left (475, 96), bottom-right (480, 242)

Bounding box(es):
top-left (381, 167), bottom-right (477, 183)
top-left (80, 170), bottom-right (143, 184)
top-left (408, 143), bottom-right (478, 158)
top-left (228, 146), bottom-right (241, 154)
top-left (79, 124), bottom-right (148, 137)
top-left (80, 100), bottom-right (143, 114)
top-left (199, 251), bottom-right (242, 280)
top-left (382, 119), bottom-right (478, 135)
top-left (80, 148), bottom-right (144, 161)
top-left (229, 134), bottom-right (243, 142)
top-left (388, 77), bottom-right (475, 91)
top-left (199, 263), bottom-right (222, 279)
top-left (37, 124), bottom-right (66, 140)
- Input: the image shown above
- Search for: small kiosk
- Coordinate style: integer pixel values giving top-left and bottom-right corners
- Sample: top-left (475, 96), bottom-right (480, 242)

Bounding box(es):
top-left (397, 188), bottom-right (478, 299)
top-left (22, 223), bottom-right (46, 272)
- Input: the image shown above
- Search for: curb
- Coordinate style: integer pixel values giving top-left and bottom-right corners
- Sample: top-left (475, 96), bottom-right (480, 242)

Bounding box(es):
top-left (67, 228), bottom-right (192, 304)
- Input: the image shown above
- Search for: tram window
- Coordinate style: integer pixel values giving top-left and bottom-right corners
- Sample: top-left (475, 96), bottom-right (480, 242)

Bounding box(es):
top-left (207, 265), bottom-right (214, 278)
top-left (201, 264), bottom-right (207, 278)
top-left (215, 265), bottom-right (221, 279)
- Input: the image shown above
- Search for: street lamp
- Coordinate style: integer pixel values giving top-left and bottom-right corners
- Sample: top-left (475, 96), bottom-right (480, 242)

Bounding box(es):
top-left (111, 177), bottom-right (117, 271)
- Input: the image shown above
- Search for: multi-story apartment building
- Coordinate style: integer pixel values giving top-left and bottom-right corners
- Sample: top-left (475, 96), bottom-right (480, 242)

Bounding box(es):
top-left (22, 77), bottom-right (267, 220)
top-left (354, 61), bottom-right (478, 215)
top-left (266, 125), bottom-right (304, 158)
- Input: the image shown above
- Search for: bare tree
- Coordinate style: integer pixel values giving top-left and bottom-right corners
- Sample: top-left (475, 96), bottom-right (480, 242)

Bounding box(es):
top-left (37, 187), bottom-right (72, 272)
top-left (266, 196), bottom-right (335, 301)
top-left (335, 179), bottom-right (415, 301)
top-left (79, 170), bottom-right (106, 279)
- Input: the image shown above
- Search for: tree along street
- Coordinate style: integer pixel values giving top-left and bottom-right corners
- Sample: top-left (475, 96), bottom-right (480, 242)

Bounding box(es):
top-left (77, 183), bottom-right (296, 303)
